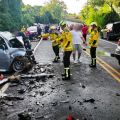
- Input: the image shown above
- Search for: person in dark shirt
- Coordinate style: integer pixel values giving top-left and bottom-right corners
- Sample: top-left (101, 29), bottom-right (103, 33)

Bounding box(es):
top-left (45, 25), bottom-right (49, 33)
top-left (37, 25), bottom-right (42, 35)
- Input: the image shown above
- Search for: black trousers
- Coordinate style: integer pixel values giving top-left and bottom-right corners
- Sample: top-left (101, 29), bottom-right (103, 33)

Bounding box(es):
top-left (53, 45), bottom-right (59, 57)
top-left (83, 34), bottom-right (87, 41)
top-left (63, 51), bottom-right (72, 68)
top-left (90, 47), bottom-right (96, 58)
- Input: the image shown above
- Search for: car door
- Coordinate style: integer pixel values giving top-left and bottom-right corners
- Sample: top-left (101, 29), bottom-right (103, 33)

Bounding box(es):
top-left (0, 37), bottom-right (10, 71)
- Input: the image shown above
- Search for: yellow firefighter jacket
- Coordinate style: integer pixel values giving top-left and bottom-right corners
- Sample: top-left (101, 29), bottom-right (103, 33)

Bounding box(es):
top-left (88, 29), bottom-right (99, 47)
top-left (41, 33), bottom-right (58, 46)
top-left (57, 27), bottom-right (73, 51)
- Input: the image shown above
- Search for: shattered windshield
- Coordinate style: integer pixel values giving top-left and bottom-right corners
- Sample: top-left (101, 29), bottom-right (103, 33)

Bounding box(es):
top-left (9, 38), bottom-right (24, 48)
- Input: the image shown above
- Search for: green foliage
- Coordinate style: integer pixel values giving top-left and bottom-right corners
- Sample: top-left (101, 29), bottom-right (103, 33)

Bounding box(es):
top-left (0, 0), bottom-right (67, 31)
top-left (80, 0), bottom-right (120, 28)
top-left (22, 5), bottom-right (42, 26)
top-left (0, 0), bottom-right (23, 31)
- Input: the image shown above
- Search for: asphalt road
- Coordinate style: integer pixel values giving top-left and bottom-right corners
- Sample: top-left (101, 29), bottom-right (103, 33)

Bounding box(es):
top-left (98, 39), bottom-right (120, 72)
top-left (0, 40), bottom-right (120, 120)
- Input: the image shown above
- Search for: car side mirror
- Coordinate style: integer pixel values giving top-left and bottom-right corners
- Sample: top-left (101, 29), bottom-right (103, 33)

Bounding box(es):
top-left (0, 45), bottom-right (5, 51)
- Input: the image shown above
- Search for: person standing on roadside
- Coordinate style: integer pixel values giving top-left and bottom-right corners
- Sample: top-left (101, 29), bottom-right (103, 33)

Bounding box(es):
top-left (41, 26), bottom-right (60, 62)
top-left (88, 22), bottom-right (99, 68)
top-left (82, 23), bottom-right (88, 42)
top-left (37, 24), bottom-right (42, 36)
top-left (49, 26), bottom-right (60, 62)
top-left (71, 24), bottom-right (85, 63)
top-left (58, 21), bottom-right (73, 80)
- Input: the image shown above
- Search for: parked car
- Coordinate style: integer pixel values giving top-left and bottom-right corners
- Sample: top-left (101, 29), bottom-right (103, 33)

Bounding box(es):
top-left (0, 32), bottom-right (27, 72)
top-left (111, 39), bottom-right (120, 65)
top-left (27, 26), bottom-right (38, 40)
top-left (101, 21), bottom-right (120, 41)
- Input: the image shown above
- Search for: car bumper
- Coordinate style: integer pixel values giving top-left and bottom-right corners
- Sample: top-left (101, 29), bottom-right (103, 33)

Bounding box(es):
top-left (111, 53), bottom-right (120, 60)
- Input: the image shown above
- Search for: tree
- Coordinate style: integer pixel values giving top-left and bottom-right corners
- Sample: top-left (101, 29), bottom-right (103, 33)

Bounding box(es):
top-left (88, 0), bottom-right (120, 12)
top-left (22, 5), bottom-right (42, 26)
top-left (0, 0), bottom-right (23, 31)
top-left (0, 0), bottom-right (68, 31)
top-left (40, 0), bottom-right (67, 23)
top-left (8, 0), bottom-right (23, 30)
top-left (79, 0), bottom-right (120, 28)
top-left (0, 0), bottom-right (12, 31)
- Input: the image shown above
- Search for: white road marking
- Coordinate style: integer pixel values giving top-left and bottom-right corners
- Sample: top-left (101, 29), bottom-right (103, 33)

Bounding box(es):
top-left (100, 39), bottom-right (117, 46)
top-left (33, 39), bottom-right (43, 54)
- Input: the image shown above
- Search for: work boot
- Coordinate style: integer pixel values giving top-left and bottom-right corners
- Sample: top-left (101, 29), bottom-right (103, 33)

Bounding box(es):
top-left (61, 68), bottom-right (66, 76)
top-left (53, 56), bottom-right (59, 63)
top-left (58, 56), bottom-right (60, 59)
top-left (89, 58), bottom-right (96, 68)
top-left (62, 68), bottom-right (71, 80)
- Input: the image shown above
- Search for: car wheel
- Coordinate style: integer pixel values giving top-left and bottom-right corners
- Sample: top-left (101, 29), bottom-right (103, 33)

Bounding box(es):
top-left (12, 59), bottom-right (25, 72)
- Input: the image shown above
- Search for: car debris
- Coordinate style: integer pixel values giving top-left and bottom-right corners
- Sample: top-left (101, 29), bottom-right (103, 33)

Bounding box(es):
top-left (0, 78), bottom-right (8, 86)
top-left (39, 91), bottom-right (46, 96)
top-left (51, 102), bottom-right (58, 106)
top-left (17, 88), bottom-right (26, 94)
top-left (116, 93), bottom-right (120, 96)
top-left (94, 107), bottom-right (97, 109)
top-left (5, 101), bottom-right (14, 106)
top-left (83, 98), bottom-right (95, 104)
top-left (69, 105), bottom-right (72, 110)
top-left (0, 75), bottom-right (21, 86)
top-left (21, 73), bottom-right (54, 79)
top-left (18, 111), bottom-right (32, 120)
top-left (79, 83), bottom-right (86, 88)
top-left (29, 80), bottom-right (35, 84)
top-left (29, 92), bottom-right (36, 97)
top-left (36, 115), bottom-right (44, 119)
top-left (40, 67), bottom-right (46, 73)
top-left (60, 100), bottom-right (69, 103)
top-left (3, 95), bottom-right (24, 101)
top-left (8, 75), bottom-right (21, 83)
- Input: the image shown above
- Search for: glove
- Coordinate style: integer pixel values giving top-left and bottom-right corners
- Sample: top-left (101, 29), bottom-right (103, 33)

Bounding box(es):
top-left (51, 40), bottom-right (55, 43)
top-left (61, 49), bottom-right (64, 53)
top-left (93, 40), bottom-right (97, 45)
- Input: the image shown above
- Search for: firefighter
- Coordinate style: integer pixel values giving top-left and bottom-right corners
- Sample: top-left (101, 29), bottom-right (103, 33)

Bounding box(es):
top-left (88, 22), bottom-right (99, 67)
top-left (41, 26), bottom-right (60, 62)
top-left (58, 21), bottom-right (73, 80)
top-left (21, 26), bottom-right (26, 32)
top-left (49, 26), bottom-right (60, 62)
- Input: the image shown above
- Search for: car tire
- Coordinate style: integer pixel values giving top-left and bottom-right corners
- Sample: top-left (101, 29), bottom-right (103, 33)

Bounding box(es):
top-left (12, 58), bottom-right (25, 72)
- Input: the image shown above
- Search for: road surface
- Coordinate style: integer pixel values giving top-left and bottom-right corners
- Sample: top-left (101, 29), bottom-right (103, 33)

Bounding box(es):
top-left (0, 39), bottom-right (120, 120)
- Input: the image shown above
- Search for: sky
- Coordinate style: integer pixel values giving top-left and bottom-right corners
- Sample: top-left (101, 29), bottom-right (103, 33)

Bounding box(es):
top-left (22, 0), bottom-right (87, 14)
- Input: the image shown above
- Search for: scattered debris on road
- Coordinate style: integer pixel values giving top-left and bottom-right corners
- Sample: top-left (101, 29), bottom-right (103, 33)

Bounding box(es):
top-left (21, 73), bottom-right (54, 79)
top-left (0, 78), bottom-right (8, 86)
top-left (18, 111), bottom-right (32, 120)
top-left (3, 95), bottom-right (24, 101)
top-left (83, 98), bottom-right (95, 104)
top-left (17, 88), bottom-right (26, 94)
top-left (116, 93), bottom-right (120, 96)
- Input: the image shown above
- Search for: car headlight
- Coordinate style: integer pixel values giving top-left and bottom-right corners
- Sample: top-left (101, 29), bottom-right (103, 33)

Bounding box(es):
top-left (10, 54), bottom-right (14, 58)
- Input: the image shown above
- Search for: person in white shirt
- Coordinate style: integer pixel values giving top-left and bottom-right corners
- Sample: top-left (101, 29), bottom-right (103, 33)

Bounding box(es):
top-left (71, 24), bottom-right (85, 63)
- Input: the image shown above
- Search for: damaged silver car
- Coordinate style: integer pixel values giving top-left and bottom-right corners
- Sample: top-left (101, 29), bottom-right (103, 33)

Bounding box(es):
top-left (0, 32), bottom-right (27, 72)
